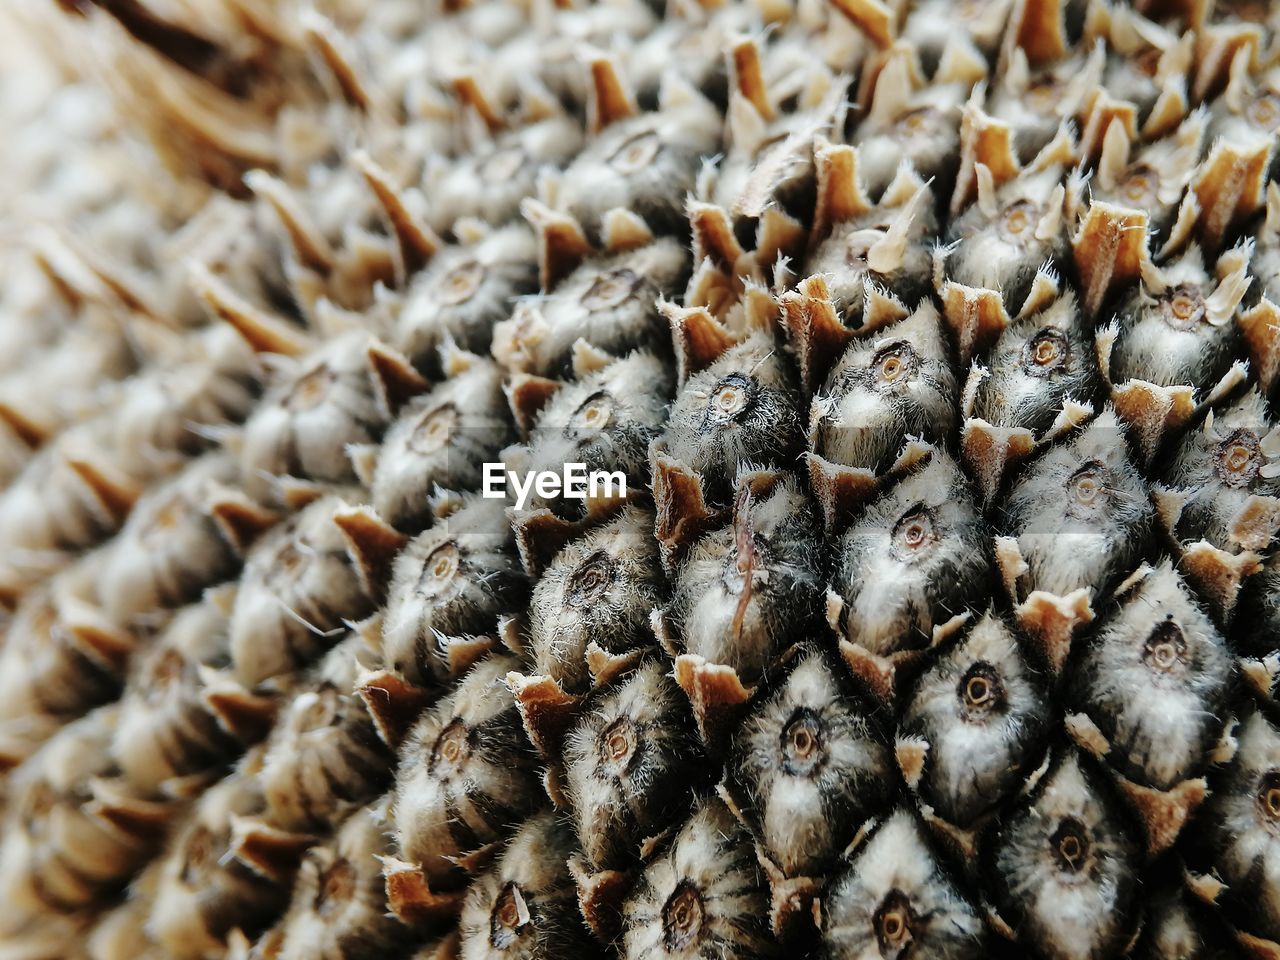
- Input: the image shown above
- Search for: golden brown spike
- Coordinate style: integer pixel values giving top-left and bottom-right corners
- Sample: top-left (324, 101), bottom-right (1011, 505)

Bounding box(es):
top-left (1229, 496), bottom-right (1280, 553)
top-left (1110, 380), bottom-right (1196, 465)
top-left (64, 238), bottom-right (161, 320)
top-left (1180, 541), bottom-right (1261, 619)
top-left (807, 452), bottom-right (879, 533)
top-left (601, 208), bottom-right (654, 254)
top-left (85, 779), bottom-right (174, 841)
top-left (1079, 95), bottom-right (1138, 166)
top-left (662, 300), bottom-right (738, 385)
top-left (1113, 775), bottom-right (1207, 856)
top-left (1065, 711), bottom-right (1112, 758)
top-left (780, 275), bottom-right (854, 393)
top-left (511, 508), bottom-right (585, 578)
top-left (1235, 930), bottom-right (1280, 960)
top-left (230, 816), bottom-right (316, 881)
top-left (758, 852), bottom-right (820, 940)
top-left (827, 0), bottom-right (896, 48)
top-left (689, 201), bottom-right (746, 272)
top-left (1072, 202), bottom-right (1151, 319)
top-left (381, 857), bottom-right (465, 926)
top-left (437, 638), bottom-right (492, 682)
top-left (333, 504), bottom-right (407, 592)
top-left (65, 456), bottom-right (140, 522)
top-left (521, 198), bottom-right (592, 291)
top-left (1010, 0), bottom-right (1069, 66)
top-left (302, 11), bottom-right (373, 111)
top-left (585, 643), bottom-right (645, 688)
top-left (755, 208), bottom-right (805, 270)
top-left (208, 492), bottom-right (279, 553)
top-left (355, 151), bottom-right (441, 276)
top-left (951, 107), bottom-right (1020, 216)
top-left (729, 36), bottom-right (775, 121)
top-left (1239, 300), bottom-right (1280, 395)
top-left (569, 857), bottom-right (631, 944)
top-left (895, 736), bottom-right (929, 789)
top-left (64, 615), bottom-right (137, 669)
top-left (367, 339), bottom-right (429, 415)
top-left (1191, 25), bottom-right (1259, 105)
top-left (451, 74), bottom-right (504, 132)
top-left (651, 449), bottom-right (720, 571)
top-left (504, 672), bottom-right (582, 763)
top-left (244, 170), bottom-right (335, 273)
top-left (450, 841), bottom-right (502, 876)
top-left (203, 683), bottom-right (278, 743)
top-left (937, 282), bottom-right (1012, 366)
top-left (1190, 139), bottom-right (1271, 253)
top-left (585, 54), bottom-right (638, 133)
top-left (961, 419), bottom-right (1037, 502)
top-left (812, 141), bottom-right (873, 245)
top-left (189, 262), bottom-right (310, 356)
top-left (357, 670), bottom-right (433, 748)
top-left (0, 402), bottom-right (48, 449)
top-left (837, 639), bottom-right (923, 707)
top-left (506, 373), bottom-right (562, 437)
top-left (673, 654), bottom-right (752, 751)
top-left (1015, 589), bottom-right (1094, 674)
top-left (571, 339), bottom-right (616, 379)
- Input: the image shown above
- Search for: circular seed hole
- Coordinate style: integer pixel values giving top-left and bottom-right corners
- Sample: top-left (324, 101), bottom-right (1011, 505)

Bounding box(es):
top-left (662, 880), bottom-right (705, 951)
top-left (1050, 817), bottom-right (1090, 874)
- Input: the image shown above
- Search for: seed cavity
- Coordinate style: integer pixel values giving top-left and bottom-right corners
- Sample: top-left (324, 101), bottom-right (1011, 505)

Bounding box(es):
top-left (490, 881), bottom-right (531, 949)
top-left (481, 147), bottom-right (525, 183)
top-left (1141, 620), bottom-right (1187, 674)
top-left (1050, 817), bottom-right (1090, 875)
top-left (566, 550), bottom-right (616, 607)
top-left (1160, 284), bottom-right (1206, 331)
top-left (1120, 166), bottom-right (1157, 206)
top-left (431, 719), bottom-right (472, 776)
top-left (780, 708), bottom-right (826, 777)
top-left (1257, 771), bottom-right (1280, 828)
top-left (705, 373), bottom-right (756, 425)
top-left (417, 542), bottom-right (461, 600)
top-left (287, 365), bottom-right (335, 413)
top-left (581, 268), bottom-right (639, 311)
top-left (440, 260), bottom-right (485, 305)
top-left (890, 504), bottom-right (938, 561)
top-left (410, 404), bottom-right (458, 455)
top-left (662, 880), bottom-right (705, 951)
top-left (610, 131), bottom-right (661, 173)
top-left (869, 340), bottom-right (919, 391)
top-left (569, 390), bottom-right (615, 436)
top-left (598, 716), bottom-right (638, 776)
top-left (958, 661), bottom-right (1005, 719)
top-left (1000, 200), bottom-right (1038, 241)
top-left (1066, 461), bottom-right (1108, 518)
top-left (1215, 429), bottom-right (1261, 488)
top-left (873, 890), bottom-right (915, 952)
top-left (1022, 328), bottom-right (1068, 376)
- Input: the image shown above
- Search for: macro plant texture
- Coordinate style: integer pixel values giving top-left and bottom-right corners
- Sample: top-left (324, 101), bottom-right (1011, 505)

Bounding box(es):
top-left (2, 0), bottom-right (1280, 958)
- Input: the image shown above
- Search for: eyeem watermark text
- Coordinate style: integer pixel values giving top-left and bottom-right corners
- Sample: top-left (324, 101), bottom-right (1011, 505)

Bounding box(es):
top-left (482, 463), bottom-right (627, 510)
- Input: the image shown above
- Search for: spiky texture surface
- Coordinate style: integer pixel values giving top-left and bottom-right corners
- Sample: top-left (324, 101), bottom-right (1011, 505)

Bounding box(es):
top-left (3, 0), bottom-right (1280, 958)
